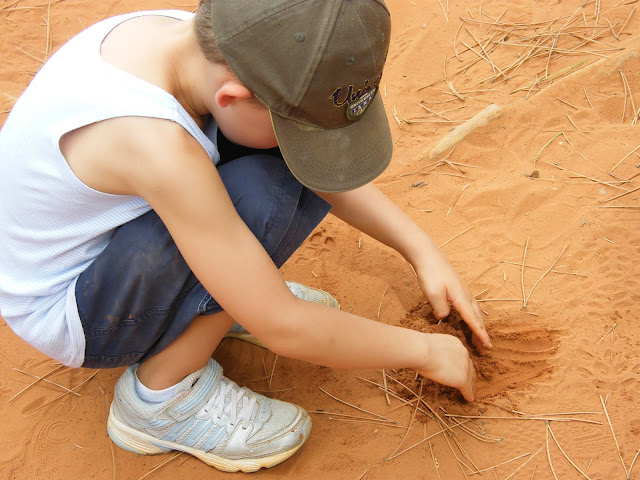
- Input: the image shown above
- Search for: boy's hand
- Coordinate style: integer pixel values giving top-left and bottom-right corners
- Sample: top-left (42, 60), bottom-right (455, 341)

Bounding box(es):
top-left (418, 333), bottom-right (476, 401)
top-left (413, 246), bottom-right (493, 355)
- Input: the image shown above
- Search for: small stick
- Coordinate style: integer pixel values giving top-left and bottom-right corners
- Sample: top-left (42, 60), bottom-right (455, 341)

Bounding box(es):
top-left (318, 386), bottom-right (393, 422)
top-left (557, 97), bottom-right (579, 110)
top-left (521, 237), bottom-right (530, 307)
top-left (540, 160), bottom-right (629, 191)
top-left (392, 105), bottom-right (402, 128)
top-left (356, 466), bottom-right (371, 480)
top-left (513, 410), bottom-right (601, 417)
top-left (597, 205), bottom-right (640, 209)
top-left (600, 394), bottom-right (629, 476)
top-left (446, 183), bottom-right (470, 216)
top-left (595, 323), bottom-right (617, 351)
top-left (137, 452), bottom-right (181, 480)
top-left (382, 369), bottom-right (391, 405)
top-left (605, 17), bottom-right (621, 40)
top-left (25, 370), bottom-right (99, 417)
top-left (377, 285), bottom-right (388, 319)
top-left (444, 414), bottom-right (601, 424)
top-left (443, 57), bottom-right (464, 101)
top-left (584, 88), bottom-right (594, 108)
top-left (476, 298), bottom-right (520, 302)
top-left (430, 441), bottom-right (443, 480)
top-left (618, 5), bottom-right (636, 36)
top-left (534, 133), bottom-right (562, 164)
top-left (524, 243), bottom-right (568, 307)
top-left (500, 260), bottom-right (585, 277)
top-left (561, 131), bottom-right (573, 146)
top-left (610, 144), bottom-right (640, 173)
top-left (12, 368), bottom-right (81, 398)
top-left (8, 364), bottom-right (64, 402)
top-left (387, 421), bottom-right (468, 461)
top-left (386, 379), bottom-right (423, 459)
top-left (629, 448), bottom-right (640, 479)
top-left (328, 417), bottom-right (406, 428)
top-left (545, 35), bottom-right (558, 78)
top-left (546, 421), bottom-right (560, 480)
top-left (623, 70), bottom-right (637, 125)
top-left (621, 70), bottom-right (629, 123)
top-left (603, 184), bottom-right (640, 203)
top-left (547, 423), bottom-right (594, 479)
top-left (268, 354), bottom-right (278, 390)
top-left (103, 391), bottom-right (117, 480)
top-left (440, 226), bottom-right (475, 248)
top-left (469, 451), bottom-right (531, 474)
top-left (436, 0), bottom-right (448, 21)
top-left (308, 411), bottom-right (395, 423)
top-left (504, 448), bottom-right (544, 480)
top-left (454, 24), bottom-right (463, 61)
top-left (566, 113), bottom-right (584, 133)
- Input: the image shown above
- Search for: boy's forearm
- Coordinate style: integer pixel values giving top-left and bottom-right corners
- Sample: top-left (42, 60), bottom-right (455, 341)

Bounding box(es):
top-left (263, 300), bottom-right (431, 371)
top-left (317, 183), bottom-right (436, 267)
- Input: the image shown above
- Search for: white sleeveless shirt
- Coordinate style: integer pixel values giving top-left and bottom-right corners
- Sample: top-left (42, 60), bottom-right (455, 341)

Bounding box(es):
top-left (0, 10), bottom-right (220, 367)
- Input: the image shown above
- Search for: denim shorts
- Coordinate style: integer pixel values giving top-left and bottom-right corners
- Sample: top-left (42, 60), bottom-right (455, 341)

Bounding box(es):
top-left (76, 141), bottom-right (331, 369)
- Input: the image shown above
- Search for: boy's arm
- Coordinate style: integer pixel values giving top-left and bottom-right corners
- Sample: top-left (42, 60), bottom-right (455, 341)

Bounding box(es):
top-left (125, 121), bottom-right (478, 400)
top-left (317, 183), bottom-right (492, 353)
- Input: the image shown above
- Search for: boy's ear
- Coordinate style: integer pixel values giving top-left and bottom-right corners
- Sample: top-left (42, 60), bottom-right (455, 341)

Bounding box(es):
top-left (215, 79), bottom-right (253, 108)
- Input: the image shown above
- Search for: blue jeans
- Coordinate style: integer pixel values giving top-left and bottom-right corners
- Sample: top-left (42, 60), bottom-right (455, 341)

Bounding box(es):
top-left (77, 153), bottom-right (331, 368)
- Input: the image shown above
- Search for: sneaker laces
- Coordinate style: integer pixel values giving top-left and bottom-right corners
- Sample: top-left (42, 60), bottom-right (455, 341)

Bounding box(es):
top-left (202, 378), bottom-right (258, 429)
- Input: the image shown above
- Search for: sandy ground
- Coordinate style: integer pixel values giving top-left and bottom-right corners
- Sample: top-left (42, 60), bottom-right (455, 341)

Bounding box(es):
top-left (2, 0), bottom-right (640, 479)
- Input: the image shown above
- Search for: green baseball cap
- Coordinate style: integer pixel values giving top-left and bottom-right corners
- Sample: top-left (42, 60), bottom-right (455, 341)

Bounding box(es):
top-left (210, 0), bottom-right (393, 192)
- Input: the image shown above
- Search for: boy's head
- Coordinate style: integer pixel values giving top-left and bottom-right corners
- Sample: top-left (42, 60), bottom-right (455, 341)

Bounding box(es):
top-left (196, 0), bottom-right (393, 193)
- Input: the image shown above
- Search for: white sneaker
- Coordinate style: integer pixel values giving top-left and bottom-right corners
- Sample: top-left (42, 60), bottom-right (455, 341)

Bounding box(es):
top-left (225, 281), bottom-right (340, 347)
top-left (107, 359), bottom-right (311, 472)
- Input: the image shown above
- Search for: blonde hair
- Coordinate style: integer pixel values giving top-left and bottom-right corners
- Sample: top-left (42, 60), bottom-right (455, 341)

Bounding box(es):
top-left (194, 0), bottom-right (227, 65)
top-left (194, 0), bottom-right (264, 108)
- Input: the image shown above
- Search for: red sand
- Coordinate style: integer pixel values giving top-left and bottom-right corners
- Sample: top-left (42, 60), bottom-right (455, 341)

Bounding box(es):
top-left (1, 1), bottom-right (640, 479)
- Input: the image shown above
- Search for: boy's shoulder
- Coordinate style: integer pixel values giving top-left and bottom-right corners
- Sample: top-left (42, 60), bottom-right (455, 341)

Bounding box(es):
top-left (61, 116), bottom-right (212, 198)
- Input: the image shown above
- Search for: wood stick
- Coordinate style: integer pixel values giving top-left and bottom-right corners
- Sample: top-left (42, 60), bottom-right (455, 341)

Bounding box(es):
top-left (618, 5), bottom-right (636, 36)
top-left (430, 440), bottom-right (443, 480)
top-left (356, 466), bottom-right (371, 480)
top-left (8, 364), bottom-right (64, 402)
top-left (387, 421), bottom-right (467, 461)
top-left (600, 394), bottom-right (629, 476)
top-left (377, 285), bottom-right (388, 319)
top-left (547, 423), bottom-right (594, 479)
top-left (443, 57), bottom-right (464, 100)
top-left (327, 417), bottom-right (406, 428)
top-left (104, 391), bottom-right (117, 480)
top-left (524, 243), bottom-right (568, 307)
top-left (436, 0), bottom-right (448, 21)
top-left (268, 354), bottom-right (278, 390)
top-left (428, 105), bottom-right (502, 160)
top-left (446, 183), bottom-right (470, 217)
top-left (546, 421), bottom-right (560, 480)
top-left (387, 379), bottom-right (423, 459)
top-left (584, 88), bottom-right (594, 108)
top-left (308, 411), bottom-right (395, 423)
top-left (603, 184), bottom-right (640, 203)
top-left (469, 452), bottom-right (530, 474)
top-left (540, 160), bottom-right (629, 191)
top-left (445, 414), bottom-right (601, 424)
top-left (521, 237), bottom-right (530, 307)
top-left (629, 448), bottom-right (640, 480)
top-left (500, 260), bottom-right (586, 277)
top-left (12, 367), bottom-right (81, 398)
top-left (440, 225), bottom-right (474, 248)
top-left (382, 369), bottom-right (391, 405)
top-left (610, 144), bottom-right (640, 172)
top-left (318, 386), bottom-right (393, 422)
top-left (25, 370), bottom-right (99, 417)
top-left (534, 133), bottom-right (561, 164)
top-left (504, 448), bottom-right (543, 480)
top-left (137, 452), bottom-right (181, 480)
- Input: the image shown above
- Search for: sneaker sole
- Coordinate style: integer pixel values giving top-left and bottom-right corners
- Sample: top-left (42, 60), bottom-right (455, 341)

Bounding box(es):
top-left (107, 403), bottom-right (311, 473)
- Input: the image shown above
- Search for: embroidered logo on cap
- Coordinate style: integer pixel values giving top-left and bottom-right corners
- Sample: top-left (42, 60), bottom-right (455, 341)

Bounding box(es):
top-left (330, 77), bottom-right (380, 121)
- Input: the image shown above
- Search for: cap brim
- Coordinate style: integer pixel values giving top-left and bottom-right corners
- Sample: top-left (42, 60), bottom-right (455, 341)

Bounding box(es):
top-left (270, 93), bottom-right (393, 193)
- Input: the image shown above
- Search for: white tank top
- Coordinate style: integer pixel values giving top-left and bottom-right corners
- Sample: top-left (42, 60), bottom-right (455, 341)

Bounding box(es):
top-left (0, 10), bottom-right (220, 367)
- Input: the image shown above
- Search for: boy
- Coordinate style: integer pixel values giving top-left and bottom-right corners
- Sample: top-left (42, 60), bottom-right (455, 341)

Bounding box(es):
top-left (0, 0), bottom-right (492, 473)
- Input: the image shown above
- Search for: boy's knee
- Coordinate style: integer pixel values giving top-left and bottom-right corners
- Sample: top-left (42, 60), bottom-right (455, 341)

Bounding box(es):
top-left (219, 154), bottom-right (299, 250)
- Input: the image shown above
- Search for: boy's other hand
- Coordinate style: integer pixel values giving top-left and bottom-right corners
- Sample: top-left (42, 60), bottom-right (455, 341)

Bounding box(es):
top-left (413, 247), bottom-right (493, 355)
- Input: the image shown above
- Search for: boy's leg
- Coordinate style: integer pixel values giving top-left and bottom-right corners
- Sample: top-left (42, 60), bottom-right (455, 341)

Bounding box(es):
top-left (77, 153), bottom-right (330, 471)
top-left (78, 153), bottom-right (331, 371)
